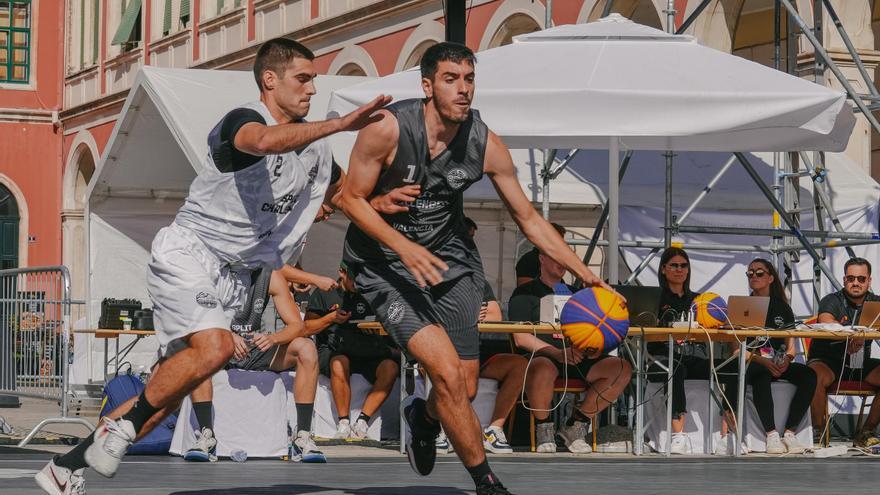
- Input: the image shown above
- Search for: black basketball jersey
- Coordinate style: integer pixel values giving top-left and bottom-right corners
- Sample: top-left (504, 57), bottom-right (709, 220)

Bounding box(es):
top-left (230, 267), bottom-right (272, 335)
top-left (344, 98), bottom-right (488, 268)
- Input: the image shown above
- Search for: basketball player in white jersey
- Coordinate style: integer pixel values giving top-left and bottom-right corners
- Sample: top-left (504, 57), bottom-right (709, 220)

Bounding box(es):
top-left (36, 38), bottom-right (390, 494)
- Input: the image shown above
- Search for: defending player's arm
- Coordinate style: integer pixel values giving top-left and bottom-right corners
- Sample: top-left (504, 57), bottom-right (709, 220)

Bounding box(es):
top-left (339, 112), bottom-right (448, 287)
top-left (483, 131), bottom-right (615, 295)
top-left (234, 94), bottom-right (392, 156)
top-left (253, 271), bottom-right (306, 350)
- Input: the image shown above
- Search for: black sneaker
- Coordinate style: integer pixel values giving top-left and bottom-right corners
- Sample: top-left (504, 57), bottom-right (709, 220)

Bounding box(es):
top-left (403, 395), bottom-right (439, 476)
top-left (475, 474), bottom-right (513, 495)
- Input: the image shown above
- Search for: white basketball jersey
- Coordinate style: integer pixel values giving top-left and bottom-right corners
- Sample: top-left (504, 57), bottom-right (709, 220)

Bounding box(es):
top-left (174, 101), bottom-right (332, 270)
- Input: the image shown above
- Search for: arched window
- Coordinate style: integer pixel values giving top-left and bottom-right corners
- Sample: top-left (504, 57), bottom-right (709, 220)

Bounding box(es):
top-left (0, 184), bottom-right (20, 269)
top-left (487, 13), bottom-right (541, 48)
top-left (336, 63), bottom-right (366, 76)
top-left (74, 150), bottom-right (95, 210)
top-left (403, 40), bottom-right (437, 70)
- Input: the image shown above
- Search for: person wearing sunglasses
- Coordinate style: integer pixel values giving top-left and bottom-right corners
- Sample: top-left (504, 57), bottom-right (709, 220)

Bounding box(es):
top-left (646, 247), bottom-right (738, 454)
top-left (807, 257), bottom-right (880, 448)
top-left (718, 259), bottom-right (815, 454)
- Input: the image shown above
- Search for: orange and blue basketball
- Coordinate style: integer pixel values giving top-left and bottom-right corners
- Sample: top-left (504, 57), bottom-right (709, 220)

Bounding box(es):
top-left (560, 287), bottom-right (628, 358)
top-left (691, 292), bottom-right (727, 328)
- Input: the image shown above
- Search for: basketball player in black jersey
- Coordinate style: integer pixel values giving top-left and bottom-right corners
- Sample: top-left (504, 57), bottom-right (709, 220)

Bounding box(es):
top-left (340, 43), bottom-right (614, 495)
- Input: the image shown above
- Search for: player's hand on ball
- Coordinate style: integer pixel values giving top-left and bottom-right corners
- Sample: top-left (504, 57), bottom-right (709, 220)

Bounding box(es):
top-left (370, 185), bottom-right (421, 214)
top-left (232, 334), bottom-right (249, 360)
top-left (253, 333), bottom-right (274, 352)
top-left (398, 242), bottom-right (448, 287)
top-left (340, 94), bottom-right (393, 131)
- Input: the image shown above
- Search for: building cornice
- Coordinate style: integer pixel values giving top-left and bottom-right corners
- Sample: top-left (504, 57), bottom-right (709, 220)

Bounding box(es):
top-left (60, 90), bottom-right (128, 123)
top-left (0, 108), bottom-right (55, 124)
top-left (196, 0), bottom-right (425, 70)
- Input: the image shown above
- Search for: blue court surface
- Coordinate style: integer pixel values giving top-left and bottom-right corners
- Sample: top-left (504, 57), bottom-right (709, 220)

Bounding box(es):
top-left (2, 446), bottom-right (879, 494)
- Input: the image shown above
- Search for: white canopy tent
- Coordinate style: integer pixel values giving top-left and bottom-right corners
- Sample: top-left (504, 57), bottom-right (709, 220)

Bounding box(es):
top-left (326, 14), bottom-right (857, 287)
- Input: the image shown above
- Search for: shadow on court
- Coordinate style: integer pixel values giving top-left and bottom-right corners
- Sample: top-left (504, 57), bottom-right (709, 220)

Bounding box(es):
top-left (171, 486), bottom-right (470, 495)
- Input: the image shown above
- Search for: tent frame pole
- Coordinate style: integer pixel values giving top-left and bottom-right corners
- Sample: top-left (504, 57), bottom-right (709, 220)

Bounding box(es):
top-left (675, 226), bottom-right (876, 240)
top-left (608, 138), bottom-right (620, 285)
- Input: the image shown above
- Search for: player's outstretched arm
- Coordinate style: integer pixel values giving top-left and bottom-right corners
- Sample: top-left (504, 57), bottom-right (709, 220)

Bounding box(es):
top-left (483, 131), bottom-right (617, 296)
top-left (339, 113), bottom-right (448, 287)
top-left (234, 95), bottom-right (392, 156)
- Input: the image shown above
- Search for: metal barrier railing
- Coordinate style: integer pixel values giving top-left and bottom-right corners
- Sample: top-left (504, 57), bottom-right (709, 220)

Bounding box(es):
top-left (0, 266), bottom-right (93, 446)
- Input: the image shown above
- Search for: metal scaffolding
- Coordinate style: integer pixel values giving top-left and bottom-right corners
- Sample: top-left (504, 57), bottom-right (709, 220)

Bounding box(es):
top-left (546, 0), bottom-right (880, 318)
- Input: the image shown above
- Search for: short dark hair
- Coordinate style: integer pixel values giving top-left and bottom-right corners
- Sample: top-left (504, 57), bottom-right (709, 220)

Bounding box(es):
top-left (253, 38), bottom-right (315, 91)
top-left (550, 222), bottom-right (566, 236)
top-left (420, 42), bottom-right (476, 80)
top-left (845, 257), bottom-right (872, 275)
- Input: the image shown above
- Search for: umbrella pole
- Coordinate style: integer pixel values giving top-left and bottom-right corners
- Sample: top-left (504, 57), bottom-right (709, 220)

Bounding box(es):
top-left (608, 138), bottom-right (620, 285)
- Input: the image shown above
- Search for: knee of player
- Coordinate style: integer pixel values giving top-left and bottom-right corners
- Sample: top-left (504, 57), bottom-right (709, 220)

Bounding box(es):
top-left (296, 340), bottom-right (318, 367)
top-left (195, 329), bottom-right (235, 365)
top-left (377, 358), bottom-right (399, 378)
top-left (430, 363), bottom-right (466, 394)
top-left (527, 356), bottom-right (558, 381)
top-left (330, 355), bottom-right (350, 376)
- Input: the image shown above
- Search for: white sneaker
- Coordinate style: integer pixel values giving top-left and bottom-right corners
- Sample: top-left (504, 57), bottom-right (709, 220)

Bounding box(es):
top-left (713, 434), bottom-right (731, 456)
top-left (351, 418), bottom-right (369, 440)
top-left (766, 431), bottom-right (785, 454)
top-left (782, 431), bottom-right (806, 454)
top-left (184, 427), bottom-right (217, 462)
top-left (84, 417), bottom-right (135, 478)
top-left (333, 419), bottom-right (351, 440)
top-left (291, 430), bottom-right (326, 463)
top-left (483, 426), bottom-right (514, 454)
top-left (535, 422), bottom-right (557, 453)
top-left (669, 432), bottom-right (691, 455)
top-left (35, 457), bottom-right (86, 495)
top-left (435, 430), bottom-right (450, 454)
top-left (557, 421), bottom-right (592, 454)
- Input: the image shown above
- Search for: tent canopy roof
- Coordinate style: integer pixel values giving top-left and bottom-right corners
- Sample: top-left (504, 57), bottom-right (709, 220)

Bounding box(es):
top-left (88, 67), bottom-right (366, 201)
top-left (327, 15), bottom-right (854, 153)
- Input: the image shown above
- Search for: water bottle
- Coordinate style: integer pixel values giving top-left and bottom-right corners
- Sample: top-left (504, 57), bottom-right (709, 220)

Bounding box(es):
top-left (230, 449), bottom-right (248, 462)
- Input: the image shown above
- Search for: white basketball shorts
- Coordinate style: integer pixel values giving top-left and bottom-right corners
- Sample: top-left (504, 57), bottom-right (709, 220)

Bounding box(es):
top-left (147, 223), bottom-right (250, 357)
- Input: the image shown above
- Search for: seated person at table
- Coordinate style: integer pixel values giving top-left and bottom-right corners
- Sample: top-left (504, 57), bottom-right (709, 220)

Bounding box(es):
top-left (645, 247), bottom-right (737, 455)
top-left (508, 250), bottom-right (632, 454)
top-left (808, 257), bottom-right (880, 448)
top-left (514, 222), bottom-right (566, 287)
top-left (307, 261), bottom-right (400, 440)
top-left (186, 268), bottom-right (324, 462)
top-left (718, 259), bottom-right (815, 454)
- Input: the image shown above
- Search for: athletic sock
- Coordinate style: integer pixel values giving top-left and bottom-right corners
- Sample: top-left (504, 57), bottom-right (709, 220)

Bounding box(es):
top-left (121, 391), bottom-right (161, 434)
top-left (567, 408), bottom-right (591, 426)
top-left (296, 403), bottom-right (314, 433)
top-left (535, 416), bottom-right (554, 425)
top-left (466, 459), bottom-right (499, 486)
top-left (54, 432), bottom-right (95, 471)
top-left (192, 401), bottom-right (213, 432)
top-left (338, 415), bottom-right (350, 422)
top-left (357, 412), bottom-right (371, 424)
